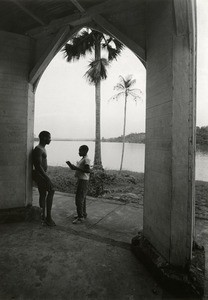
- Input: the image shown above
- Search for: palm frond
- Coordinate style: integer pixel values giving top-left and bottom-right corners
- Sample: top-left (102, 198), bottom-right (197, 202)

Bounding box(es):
top-left (105, 37), bottom-right (112, 44)
top-left (101, 36), bottom-right (124, 61)
top-left (112, 39), bottom-right (124, 54)
top-left (62, 29), bottom-right (96, 62)
top-left (111, 74), bottom-right (142, 103)
top-left (106, 44), bottom-right (123, 61)
top-left (91, 30), bottom-right (104, 44)
top-left (63, 29), bottom-right (124, 77)
top-left (114, 83), bottom-right (125, 91)
top-left (128, 78), bottom-right (136, 87)
top-left (118, 75), bottom-right (125, 85)
top-left (84, 58), bottom-right (109, 85)
top-left (123, 74), bottom-right (133, 82)
top-left (106, 44), bottom-right (118, 61)
top-left (109, 91), bottom-right (125, 102)
top-left (128, 90), bottom-right (142, 103)
top-left (124, 75), bottom-right (135, 89)
top-left (130, 88), bottom-right (143, 94)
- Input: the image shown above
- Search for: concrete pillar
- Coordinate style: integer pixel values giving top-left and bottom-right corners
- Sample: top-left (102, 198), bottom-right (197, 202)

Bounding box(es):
top-left (144, 0), bottom-right (196, 267)
top-left (0, 31), bottom-right (34, 209)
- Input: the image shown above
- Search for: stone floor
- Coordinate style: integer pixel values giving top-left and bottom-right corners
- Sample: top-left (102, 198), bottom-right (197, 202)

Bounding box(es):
top-left (0, 189), bottom-right (207, 299)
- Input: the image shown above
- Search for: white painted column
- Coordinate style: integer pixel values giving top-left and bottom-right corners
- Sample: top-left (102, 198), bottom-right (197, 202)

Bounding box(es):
top-left (0, 31), bottom-right (34, 209)
top-left (144, 0), bottom-right (196, 266)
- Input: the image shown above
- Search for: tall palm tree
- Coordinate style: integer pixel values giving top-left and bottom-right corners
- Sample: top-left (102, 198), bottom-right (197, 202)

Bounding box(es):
top-left (111, 75), bottom-right (142, 171)
top-left (63, 28), bottom-right (124, 170)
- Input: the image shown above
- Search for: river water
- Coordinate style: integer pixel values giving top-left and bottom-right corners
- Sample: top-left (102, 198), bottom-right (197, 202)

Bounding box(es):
top-left (34, 141), bottom-right (208, 182)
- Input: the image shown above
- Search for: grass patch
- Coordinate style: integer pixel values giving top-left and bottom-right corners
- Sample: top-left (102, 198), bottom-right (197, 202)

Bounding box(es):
top-left (34, 166), bottom-right (208, 211)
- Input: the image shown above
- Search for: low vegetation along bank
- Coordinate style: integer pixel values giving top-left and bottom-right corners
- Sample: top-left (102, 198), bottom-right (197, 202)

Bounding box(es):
top-left (44, 167), bottom-right (144, 204)
top-left (35, 126), bottom-right (208, 145)
top-left (101, 126), bottom-right (208, 145)
top-left (33, 166), bottom-right (208, 219)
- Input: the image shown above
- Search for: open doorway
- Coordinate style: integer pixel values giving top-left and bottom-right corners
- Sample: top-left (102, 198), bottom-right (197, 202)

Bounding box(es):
top-left (33, 27), bottom-right (146, 237)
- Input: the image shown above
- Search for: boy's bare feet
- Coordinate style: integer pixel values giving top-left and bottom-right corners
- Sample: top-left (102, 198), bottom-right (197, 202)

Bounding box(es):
top-left (45, 218), bottom-right (56, 226)
top-left (72, 218), bottom-right (84, 224)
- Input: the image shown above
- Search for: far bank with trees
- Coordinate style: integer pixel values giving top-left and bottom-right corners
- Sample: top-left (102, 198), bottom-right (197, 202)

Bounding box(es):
top-left (196, 126), bottom-right (208, 145)
top-left (102, 132), bottom-right (145, 144)
top-left (102, 126), bottom-right (208, 146)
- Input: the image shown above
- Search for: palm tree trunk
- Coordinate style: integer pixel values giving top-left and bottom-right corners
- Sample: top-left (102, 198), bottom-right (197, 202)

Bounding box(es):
top-left (93, 39), bottom-right (103, 170)
top-left (120, 92), bottom-right (127, 171)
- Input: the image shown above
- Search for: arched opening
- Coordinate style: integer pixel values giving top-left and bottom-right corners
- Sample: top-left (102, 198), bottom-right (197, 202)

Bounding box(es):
top-left (33, 26), bottom-right (147, 239)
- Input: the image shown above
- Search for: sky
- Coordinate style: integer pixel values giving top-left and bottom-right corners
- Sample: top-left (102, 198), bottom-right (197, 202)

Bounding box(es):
top-left (196, 0), bottom-right (208, 127)
top-left (34, 0), bottom-right (207, 139)
top-left (34, 47), bottom-right (146, 139)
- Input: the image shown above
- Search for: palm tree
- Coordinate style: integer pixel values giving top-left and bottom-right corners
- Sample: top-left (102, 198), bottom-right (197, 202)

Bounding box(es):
top-left (63, 28), bottom-right (124, 170)
top-left (111, 75), bottom-right (142, 171)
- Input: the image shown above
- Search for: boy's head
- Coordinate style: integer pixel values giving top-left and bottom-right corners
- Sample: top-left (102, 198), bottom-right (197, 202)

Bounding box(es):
top-left (79, 145), bottom-right (89, 156)
top-left (39, 131), bottom-right (51, 144)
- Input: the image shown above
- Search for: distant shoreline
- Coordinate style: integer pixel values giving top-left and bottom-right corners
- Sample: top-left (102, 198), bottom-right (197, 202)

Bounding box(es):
top-left (34, 138), bottom-right (208, 146)
top-left (34, 132), bottom-right (146, 144)
top-left (34, 138), bottom-right (145, 144)
top-left (34, 126), bottom-right (208, 144)
top-left (34, 136), bottom-right (208, 145)
top-left (34, 138), bottom-right (95, 142)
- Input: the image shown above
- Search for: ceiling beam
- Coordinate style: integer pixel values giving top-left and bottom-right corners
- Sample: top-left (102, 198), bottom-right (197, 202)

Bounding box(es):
top-left (29, 26), bottom-right (80, 86)
top-left (93, 15), bottom-right (146, 65)
top-left (26, 0), bottom-right (132, 38)
top-left (27, 13), bottom-right (90, 38)
top-left (69, 0), bottom-right (85, 13)
top-left (11, 0), bottom-right (46, 26)
top-left (85, 0), bottom-right (135, 16)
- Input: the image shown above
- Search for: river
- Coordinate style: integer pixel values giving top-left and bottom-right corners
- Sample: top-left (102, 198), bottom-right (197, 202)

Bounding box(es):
top-left (34, 141), bottom-right (208, 182)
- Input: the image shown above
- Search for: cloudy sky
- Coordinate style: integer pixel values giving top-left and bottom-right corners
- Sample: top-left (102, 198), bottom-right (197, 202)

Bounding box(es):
top-left (34, 0), bottom-right (207, 139)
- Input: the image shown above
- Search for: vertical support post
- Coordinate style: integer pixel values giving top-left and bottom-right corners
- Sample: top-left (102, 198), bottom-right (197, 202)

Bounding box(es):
top-left (0, 31), bottom-right (33, 209)
top-left (144, 0), bottom-right (196, 266)
top-left (26, 83), bottom-right (35, 206)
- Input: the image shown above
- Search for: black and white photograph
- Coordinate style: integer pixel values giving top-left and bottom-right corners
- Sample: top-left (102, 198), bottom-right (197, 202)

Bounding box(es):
top-left (0, 0), bottom-right (207, 299)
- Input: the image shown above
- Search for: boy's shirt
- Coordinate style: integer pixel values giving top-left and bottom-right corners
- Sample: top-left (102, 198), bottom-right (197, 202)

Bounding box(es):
top-left (75, 156), bottom-right (91, 180)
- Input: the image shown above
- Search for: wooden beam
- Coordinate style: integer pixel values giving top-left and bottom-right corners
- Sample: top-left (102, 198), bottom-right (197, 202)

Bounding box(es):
top-left (93, 15), bottom-right (146, 65)
top-left (85, 0), bottom-right (136, 16)
top-left (11, 0), bottom-right (46, 26)
top-left (70, 0), bottom-right (85, 13)
top-left (26, 0), bottom-right (133, 38)
top-left (27, 13), bottom-right (90, 38)
top-left (29, 26), bottom-right (79, 85)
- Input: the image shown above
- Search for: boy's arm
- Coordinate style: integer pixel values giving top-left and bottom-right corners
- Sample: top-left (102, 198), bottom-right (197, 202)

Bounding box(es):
top-left (66, 160), bottom-right (91, 173)
top-left (82, 163), bottom-right (91, 173)
top-left (66, 161), bottom-right (76, 170)
top-left (79, 157), bottom-right (91, 173)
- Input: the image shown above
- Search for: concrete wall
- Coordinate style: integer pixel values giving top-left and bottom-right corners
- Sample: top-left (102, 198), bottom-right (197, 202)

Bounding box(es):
top-left (144, 0), bottom-right (196, 266)
top-left (0, 31), bottom-right (34, 209)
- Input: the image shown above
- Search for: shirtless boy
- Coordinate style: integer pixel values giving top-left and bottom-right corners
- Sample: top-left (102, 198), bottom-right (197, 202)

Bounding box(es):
top-left (32, 131), bottom-right (56, 226)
